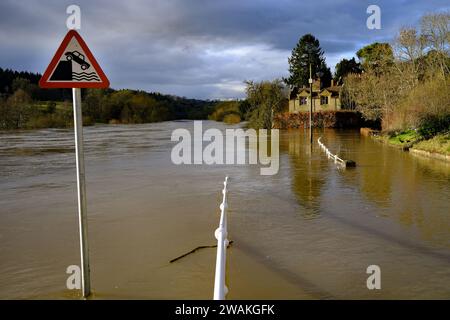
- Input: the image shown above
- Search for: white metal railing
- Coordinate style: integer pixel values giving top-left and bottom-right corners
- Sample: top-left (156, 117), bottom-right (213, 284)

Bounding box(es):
top-left (317, 137), bottom-right (346, 166)
top-left (213, 176), bottom-right (229, 300)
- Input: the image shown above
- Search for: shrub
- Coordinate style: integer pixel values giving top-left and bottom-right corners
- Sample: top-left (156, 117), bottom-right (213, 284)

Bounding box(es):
top-left (223, 113), bottom-right (241, 124)
top-left (418, 114), bottom-right (450, 138)
top-left (208, 101), bottom-right (241, 122)
top-left (273, 111), bottom-right (363, 129)
top-left (245, 79), bottom-right (286, 129)
top-left (25, 113), bottom-right (72, 129)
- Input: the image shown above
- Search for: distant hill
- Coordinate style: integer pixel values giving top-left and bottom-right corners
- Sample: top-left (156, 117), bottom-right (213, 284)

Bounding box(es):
top-left (0, 67), bottom-right (221, 129)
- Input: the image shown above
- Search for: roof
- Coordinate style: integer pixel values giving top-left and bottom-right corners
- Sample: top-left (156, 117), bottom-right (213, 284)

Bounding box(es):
top-left (325, 86), bottom-right (341, 94)
top-left (289, 84), bottom-right (342, 100)
top-left (298, 88), bottom-right (319, 97)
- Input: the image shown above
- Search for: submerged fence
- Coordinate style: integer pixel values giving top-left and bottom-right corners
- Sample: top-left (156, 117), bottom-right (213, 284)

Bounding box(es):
top-left (213, 176), bottom-right (229, 300)
top-left (317, 137), bottom-right (356, 168)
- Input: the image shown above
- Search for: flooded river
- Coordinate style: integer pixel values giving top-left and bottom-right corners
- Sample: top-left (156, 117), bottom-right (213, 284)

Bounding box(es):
top-left (0, 121), bottom-right (449, 299)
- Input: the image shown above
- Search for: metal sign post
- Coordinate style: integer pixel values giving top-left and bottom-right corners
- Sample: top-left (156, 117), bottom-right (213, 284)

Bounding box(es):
top-left (39, 29), bottom-right (109, 298)
top-left (309, 63), bottom-right (313, 145)
top-left (72, 88), bottom-right (90, 297)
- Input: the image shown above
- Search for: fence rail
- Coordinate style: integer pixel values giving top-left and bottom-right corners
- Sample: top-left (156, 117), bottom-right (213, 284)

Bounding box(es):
top-left (213, 176), bottom-right (229, 300)
top-left (317, 137), bottom-right (356, 168)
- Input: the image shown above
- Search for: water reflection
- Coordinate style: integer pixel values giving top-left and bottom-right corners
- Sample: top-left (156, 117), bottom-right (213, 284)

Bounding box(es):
top-left (280, 129), bottom-right (328, 219)
top-left (282, 129), bottom-right (450, 247)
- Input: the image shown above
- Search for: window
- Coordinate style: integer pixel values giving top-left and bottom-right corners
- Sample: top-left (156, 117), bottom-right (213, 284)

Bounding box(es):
top-left (300, 97), bottom-right (307, 105)
top-left (320, 96), bottom-right (328, 105)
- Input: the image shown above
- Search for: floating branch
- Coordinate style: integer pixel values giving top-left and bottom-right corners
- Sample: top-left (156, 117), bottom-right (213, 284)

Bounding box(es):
top-left (169, 241), bottom-right (234, 263)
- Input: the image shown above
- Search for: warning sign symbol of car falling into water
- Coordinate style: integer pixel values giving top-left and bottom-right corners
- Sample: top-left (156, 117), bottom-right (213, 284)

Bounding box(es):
top-left (39, 30), bottom-right (109, 88)
top-left (50, 49), bottom-right (99, 82)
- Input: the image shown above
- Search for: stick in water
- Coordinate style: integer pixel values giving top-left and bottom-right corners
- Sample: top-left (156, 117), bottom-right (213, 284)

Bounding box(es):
top-left (170, 241), bottom-right (234, 263)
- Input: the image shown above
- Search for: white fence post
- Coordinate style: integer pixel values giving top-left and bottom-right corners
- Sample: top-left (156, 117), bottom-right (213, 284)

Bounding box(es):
top-left (318, 137), bottom-right (347, 167)
top-left (213, 176), bottom-right (229, 300)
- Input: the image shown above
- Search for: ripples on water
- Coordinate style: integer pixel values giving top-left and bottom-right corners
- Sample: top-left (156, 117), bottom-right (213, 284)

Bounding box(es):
top-left (0, 121), bottom-right (449, 299)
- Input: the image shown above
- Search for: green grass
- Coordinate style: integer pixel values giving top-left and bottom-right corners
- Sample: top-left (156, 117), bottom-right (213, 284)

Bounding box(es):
top-left (380, 129), bottom-right (450, 156)
top-left (387, 129), bottom-right (420, 146)
top-left (413, 132), bottom-right (450, 155)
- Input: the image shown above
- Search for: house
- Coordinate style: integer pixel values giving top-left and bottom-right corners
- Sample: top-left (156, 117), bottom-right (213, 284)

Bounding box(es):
top-left (289, 79), bottom-right (342, 113)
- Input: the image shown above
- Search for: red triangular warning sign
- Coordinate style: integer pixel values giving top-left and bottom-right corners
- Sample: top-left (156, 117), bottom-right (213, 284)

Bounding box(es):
top-left (39, 30), bottom-right (109, 88)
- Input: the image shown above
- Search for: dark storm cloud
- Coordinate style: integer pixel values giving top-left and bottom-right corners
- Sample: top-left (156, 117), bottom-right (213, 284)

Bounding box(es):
top-left (0, 0), bottom-right (448, 99)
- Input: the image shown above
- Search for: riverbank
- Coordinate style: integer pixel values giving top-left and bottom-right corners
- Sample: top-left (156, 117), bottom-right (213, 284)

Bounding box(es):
top-left (411, 132), bottom-right (450, 160)
top-left (364, 128), bottom-right (450, 162)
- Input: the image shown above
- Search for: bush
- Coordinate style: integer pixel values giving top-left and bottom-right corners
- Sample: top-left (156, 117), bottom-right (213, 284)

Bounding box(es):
top-left (25, 113), bottom-right (72, 129)
top-left (208, 101), bottom-right (241, 122)
top-left (418, 114), bottom-right (450, 138)
top-left (223, 113), bottom-right (241, 124)
top-left (245, 79), bottom-right (286, 129)
top-left (45, 101), bottom-right (57, 114)
top-left (274, 111), bottom-right (363, 129)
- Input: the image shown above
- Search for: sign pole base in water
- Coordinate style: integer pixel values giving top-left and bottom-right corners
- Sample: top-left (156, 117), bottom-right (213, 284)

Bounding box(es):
top-left (72, 88), bottom-right (91, 298)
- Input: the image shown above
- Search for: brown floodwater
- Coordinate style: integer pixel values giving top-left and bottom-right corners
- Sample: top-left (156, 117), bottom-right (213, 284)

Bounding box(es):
top-left (0, 121), bottom-right (449, 299)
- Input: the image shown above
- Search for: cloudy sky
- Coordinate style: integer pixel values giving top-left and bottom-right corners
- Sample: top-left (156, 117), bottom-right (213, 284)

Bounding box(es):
top-left (0, 0), bottom-right (449, 99)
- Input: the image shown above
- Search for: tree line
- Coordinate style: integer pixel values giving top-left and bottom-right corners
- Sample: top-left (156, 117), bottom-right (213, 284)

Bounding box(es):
top-left (341, 12), bottom-right (450, 137)
top-left (244, 12), bottom-right (449, 135)
top-left (0, 68), bottom-right (217, 130)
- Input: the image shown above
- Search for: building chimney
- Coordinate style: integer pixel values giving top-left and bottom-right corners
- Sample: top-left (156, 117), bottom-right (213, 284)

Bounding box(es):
top-left (312, 78), bottom-right (321, 92)
top-left (331, 79), bottom-right (334, 87)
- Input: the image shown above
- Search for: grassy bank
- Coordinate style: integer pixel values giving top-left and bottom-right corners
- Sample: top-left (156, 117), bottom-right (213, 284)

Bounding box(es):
top-left (413, 132), bottom-right (450, 155)
top-left (373, 129), bottom-right (450, 157)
